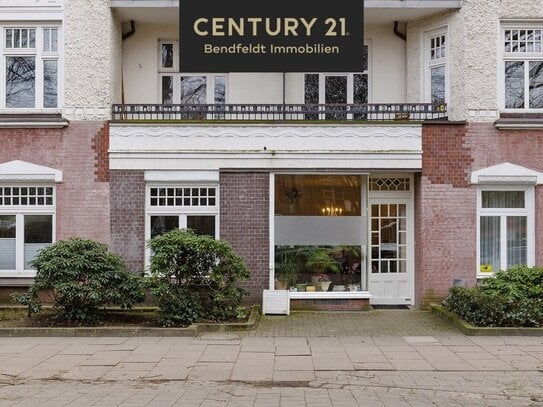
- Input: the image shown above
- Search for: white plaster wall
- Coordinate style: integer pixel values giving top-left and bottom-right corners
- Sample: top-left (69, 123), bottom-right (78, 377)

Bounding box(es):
top-left (63, 0), bottom-right (116, 120)
top-left (368, 24), bottom-right (407, 103)
top-left (122, 23), bottom-right (177, 104)
top-left (407, 0), bottom-right (543, 122)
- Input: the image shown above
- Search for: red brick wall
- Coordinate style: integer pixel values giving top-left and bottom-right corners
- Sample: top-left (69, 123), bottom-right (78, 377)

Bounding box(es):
top-left (419, 122), bottom-right (543, 305)
top-left (110, 170), bottom-right (145, 272)
top-left (220, 172), bottom-right (270, 303)
top-left (0, 122), bottom-right (110, 244)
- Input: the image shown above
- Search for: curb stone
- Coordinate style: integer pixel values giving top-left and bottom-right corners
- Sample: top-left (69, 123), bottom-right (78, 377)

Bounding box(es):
top-left (0, 305), bottom-right (260, 337)
top-left (430, 304), bottom-right (543, 336)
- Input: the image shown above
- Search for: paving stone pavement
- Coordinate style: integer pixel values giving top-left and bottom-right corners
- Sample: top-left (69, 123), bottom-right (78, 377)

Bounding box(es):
top-left (0, 311), bottom-right (542, 406)
top-left (245, 310), bottom-right (460, 337)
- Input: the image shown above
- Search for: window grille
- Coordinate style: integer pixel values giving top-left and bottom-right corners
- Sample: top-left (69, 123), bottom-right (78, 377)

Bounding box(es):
top-left (504, 29), bottom-right (543, 53)
top-left (0, 186), bottom-right (54, 206)
top-left (369, 178), bottom-right (411, 192)
top-left (430, 34), bottom-right (446, 60)
top-left (149, 187), bottom-right (217, 207)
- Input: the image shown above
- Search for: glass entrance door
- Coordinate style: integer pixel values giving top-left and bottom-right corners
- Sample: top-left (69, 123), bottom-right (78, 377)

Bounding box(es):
top-left (368, 201), bottom-right (413, 305)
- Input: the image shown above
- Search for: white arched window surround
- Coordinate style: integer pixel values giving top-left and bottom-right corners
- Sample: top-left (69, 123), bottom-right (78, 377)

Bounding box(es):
top-left (472, 163), bottom-right (542, 278)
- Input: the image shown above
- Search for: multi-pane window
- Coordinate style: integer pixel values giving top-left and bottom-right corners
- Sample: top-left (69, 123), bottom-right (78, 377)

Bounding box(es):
top-left (503, 27), bottom-right (543, 110)
top-left (146, 185), bottom-right (219, 248)
top-left (2, 25), bottom-right (61, 109)
top-left (149, 186), bottom-right (216, 207)
top-left (478, 188), bottom-right (533, 276)
top-left (304, 45), bottom-right (369, 119)
top-left (426, 30), bottom-right (447, 105)
top-left (0, 185), bottom-right (55, 274)
top-left (158, 40), bottom-right (226, 106)
top-left (371, 204), bottom-right (407, 275)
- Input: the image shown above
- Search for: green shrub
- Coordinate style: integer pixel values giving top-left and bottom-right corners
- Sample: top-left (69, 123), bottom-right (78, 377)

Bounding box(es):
top-left (480, 265), bottom-right (543, 300)
top-left (148, 229), bottom-right (250, 327)
top-left (444, 266), bottom-right (543, 327)
top-left (12, 238), bottom-right (145, 323)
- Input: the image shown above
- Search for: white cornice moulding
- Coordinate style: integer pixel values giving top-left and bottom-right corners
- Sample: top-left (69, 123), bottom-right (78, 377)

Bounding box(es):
top-left (471, 162), bottom-right (543, 185)
top-left (0, 160), bottom-right (63, 183)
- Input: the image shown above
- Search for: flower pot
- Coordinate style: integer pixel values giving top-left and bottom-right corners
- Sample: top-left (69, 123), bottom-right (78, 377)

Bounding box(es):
top-left (319, 281), bottom-right (332, 292)
top-left (275, 279), bottom-right (288, 290)
top-left (306, 285), bottom-right (316, 292)
top-left (296, 283), bottom-right (307, 292)
top-left (310, 275), bottom-right (320, 284)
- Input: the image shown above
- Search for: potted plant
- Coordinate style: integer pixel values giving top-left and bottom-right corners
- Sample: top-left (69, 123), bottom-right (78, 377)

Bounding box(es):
top-left (275, 246), bottom-right (303, 290)
top-left (317, 274), bottom-right (332, 292)
top-left (306, 248), bottom-right (341, 287)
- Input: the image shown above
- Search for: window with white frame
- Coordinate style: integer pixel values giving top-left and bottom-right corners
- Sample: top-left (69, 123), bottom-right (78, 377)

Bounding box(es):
top-left (503, 26), bottom-right (543, 110)
top-left (425, 29), bottom-right (447, 105)
top-left (146, 185), bottom-right (219, 243)
top-left (304, 45), bottom-right (369, 119)
top-left (1, 25), bottom-right (61, 109)
top-left (477, 187), bottom-right (534, 276)
top-left (158, 40), bottom-right (226, 106)
top-left (0, 185), bottom-right (55, 275)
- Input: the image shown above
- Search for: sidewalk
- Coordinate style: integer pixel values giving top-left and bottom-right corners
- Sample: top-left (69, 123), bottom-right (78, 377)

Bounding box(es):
top-left (0, 331), bottom-right (542, 406)
top-left (0, 310), bottom-right (543, 407)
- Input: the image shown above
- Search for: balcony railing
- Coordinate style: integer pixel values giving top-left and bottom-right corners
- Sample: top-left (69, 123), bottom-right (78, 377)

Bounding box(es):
top-left (111, 103), bottom-right (447, 122)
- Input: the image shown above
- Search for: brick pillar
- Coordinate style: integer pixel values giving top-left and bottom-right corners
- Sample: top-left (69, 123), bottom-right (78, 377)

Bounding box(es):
top-left (110, 170), bottom-right (145, 272)
top-left (220, 172), bottom-right (270, 303)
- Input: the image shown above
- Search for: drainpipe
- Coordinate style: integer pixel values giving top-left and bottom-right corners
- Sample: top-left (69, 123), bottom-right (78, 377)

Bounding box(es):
top-left (122, 20), bottom-right (136, 41)
top-left (393, 21), bottom-right (407, 41)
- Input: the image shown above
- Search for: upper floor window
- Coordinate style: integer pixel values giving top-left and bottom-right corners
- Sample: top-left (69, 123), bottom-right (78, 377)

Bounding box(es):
top-left (1, 25), bottom-right (61, 110)
top-left (503, 26), bottom-right (543, 110)
top-left (303, 45), bottom-right (368, 119)
top-left (158, 40), bottom-right (226, 105)
top-left (425, 29), bottom-right (447, 105)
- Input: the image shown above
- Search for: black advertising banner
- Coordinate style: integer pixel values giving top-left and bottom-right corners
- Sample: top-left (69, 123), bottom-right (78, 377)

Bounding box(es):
top-left (179, 0), bottom-right (364, 72)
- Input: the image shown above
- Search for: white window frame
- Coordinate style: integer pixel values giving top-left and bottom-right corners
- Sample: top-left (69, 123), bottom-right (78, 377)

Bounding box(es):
top-left (500, 23), bottom-right (543, 112)
top-left (158, 39), bottom-right (227, 104)
top-left (0, 23), bottom-right (63, 112)
top-left (476, 185), bottom-right (535, 278)
top-left (302, 43), bottom-right (371, 105)
top-left (144, 183), bottom-right (220, 271)
top-left (269, 172), bottom-right (372, 300)
top-left (423, 27), bottom-right (448, 105)
top-left (0, 183), bottom-right (56, 277)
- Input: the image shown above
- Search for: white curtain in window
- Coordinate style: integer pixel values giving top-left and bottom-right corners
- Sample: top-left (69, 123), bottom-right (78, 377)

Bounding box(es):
top-left (0, 239), bottom-right (16, 269)
top-left (480, 216), bottom-right (500, 272)
top-left (507, 216), bottom-right (527, 268)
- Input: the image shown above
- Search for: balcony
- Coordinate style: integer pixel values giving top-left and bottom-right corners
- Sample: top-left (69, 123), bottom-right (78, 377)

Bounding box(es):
top-left (111, 103), bottom-right (447, 123)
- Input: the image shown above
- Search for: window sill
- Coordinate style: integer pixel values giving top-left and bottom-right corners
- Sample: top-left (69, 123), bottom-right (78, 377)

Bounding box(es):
top-left (0, 112), bottom-right (69, 128)
top-left (289, 291), bottom-right (372, 300)
top-left (495, 117), bottom-right (543, 130)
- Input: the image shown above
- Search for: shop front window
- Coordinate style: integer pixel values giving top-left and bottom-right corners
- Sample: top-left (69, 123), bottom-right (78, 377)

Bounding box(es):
top-left (274, 174), bottom-right (367, 292)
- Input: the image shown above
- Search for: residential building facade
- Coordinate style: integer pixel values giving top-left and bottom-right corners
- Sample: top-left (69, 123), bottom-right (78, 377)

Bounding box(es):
top-left (1, 0), bottom-right (542, 309)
